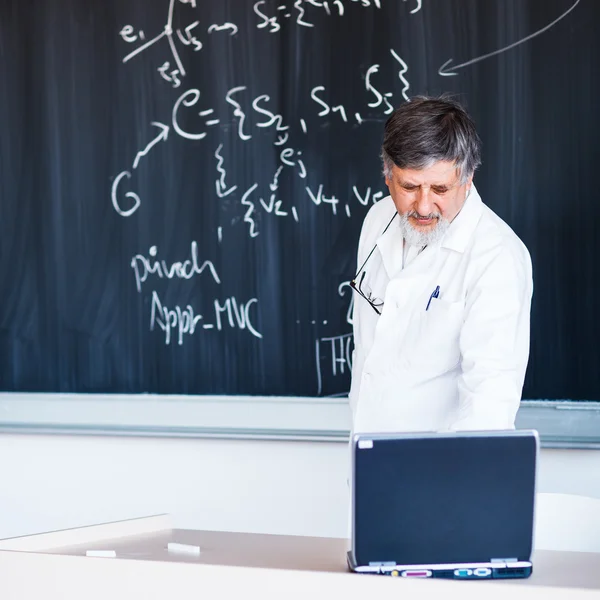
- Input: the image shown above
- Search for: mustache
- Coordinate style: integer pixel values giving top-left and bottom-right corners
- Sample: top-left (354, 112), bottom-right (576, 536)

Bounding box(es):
top-left (406, 210), bottom-right (441, 220)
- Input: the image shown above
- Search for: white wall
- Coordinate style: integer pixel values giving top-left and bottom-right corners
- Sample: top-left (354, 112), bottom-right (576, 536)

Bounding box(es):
top-left (1, 433), bottom-right (599, 540)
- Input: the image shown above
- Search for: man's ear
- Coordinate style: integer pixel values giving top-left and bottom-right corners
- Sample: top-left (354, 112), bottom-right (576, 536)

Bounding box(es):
top-left (465, 175), bottom-right (474, 192)
top-left (384, 167), bottom-right (394, 189)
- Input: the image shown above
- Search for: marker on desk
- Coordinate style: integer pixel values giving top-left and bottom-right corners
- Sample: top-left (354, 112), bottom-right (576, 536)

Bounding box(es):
top-left (86, 550), bottom-right (116, 558)
top-left (167, 542), bottom-right (201, 556)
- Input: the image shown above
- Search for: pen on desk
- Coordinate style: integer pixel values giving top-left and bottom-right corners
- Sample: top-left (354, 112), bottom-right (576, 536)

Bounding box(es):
top-left (426, 285), bottom-right (440, 311)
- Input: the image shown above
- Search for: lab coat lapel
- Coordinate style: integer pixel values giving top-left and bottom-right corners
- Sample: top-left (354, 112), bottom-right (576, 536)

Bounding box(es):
top-left (375, 185), bottom-right (484, 313)
top-left (386, 245), bottom-right (438, 313)
top-left (376, 219), bottom-right (439, 314)
top-left (441, 186), bottom-right (484, 253)
top-left (369, 246), bottom-right (437, 361)
top-left (375, 216), bottom-right (404, 280)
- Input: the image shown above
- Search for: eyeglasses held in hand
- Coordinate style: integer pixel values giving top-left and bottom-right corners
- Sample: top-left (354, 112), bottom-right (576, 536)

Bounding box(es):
top-left (350, 212), bottom-right (398, 316)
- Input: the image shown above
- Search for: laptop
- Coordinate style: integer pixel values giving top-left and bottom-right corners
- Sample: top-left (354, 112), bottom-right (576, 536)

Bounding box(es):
top-left (347, 430), bottom-right (538, 579)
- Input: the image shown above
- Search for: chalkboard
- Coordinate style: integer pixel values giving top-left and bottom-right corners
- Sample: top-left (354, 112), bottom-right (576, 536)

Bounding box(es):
top-left (0, 0), bottom-right (597, 400)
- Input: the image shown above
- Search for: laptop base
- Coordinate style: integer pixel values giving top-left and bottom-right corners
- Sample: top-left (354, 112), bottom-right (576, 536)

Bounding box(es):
top-left (347, 551), bottom-right (532, 580)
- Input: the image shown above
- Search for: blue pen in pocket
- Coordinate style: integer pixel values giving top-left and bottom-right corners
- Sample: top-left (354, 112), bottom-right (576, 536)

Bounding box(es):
top-left (426, 286), bottom-right (440, 311)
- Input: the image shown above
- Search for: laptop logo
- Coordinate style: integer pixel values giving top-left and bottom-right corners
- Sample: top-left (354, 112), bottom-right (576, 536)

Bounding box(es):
top-left (358, 439), bottom-right (373, 449)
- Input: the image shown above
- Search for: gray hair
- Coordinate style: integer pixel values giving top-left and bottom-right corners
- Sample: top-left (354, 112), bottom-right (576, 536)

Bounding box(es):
top-left (381, 95), bottom-right (481, 184)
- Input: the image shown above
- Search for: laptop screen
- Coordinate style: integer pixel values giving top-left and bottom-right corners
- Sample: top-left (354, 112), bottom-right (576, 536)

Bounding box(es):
top-left (353, 432), bottom-right (536, 567)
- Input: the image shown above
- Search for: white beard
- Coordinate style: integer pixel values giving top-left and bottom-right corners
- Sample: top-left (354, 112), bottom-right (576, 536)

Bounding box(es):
top-left (398, 212), bottom-right (450, 248)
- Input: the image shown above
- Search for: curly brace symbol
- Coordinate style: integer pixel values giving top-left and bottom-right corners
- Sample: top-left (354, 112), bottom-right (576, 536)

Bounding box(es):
top-left (403, 0), bottom-right (422, 15)
top-left (390, 50), bottom-right (410, 102)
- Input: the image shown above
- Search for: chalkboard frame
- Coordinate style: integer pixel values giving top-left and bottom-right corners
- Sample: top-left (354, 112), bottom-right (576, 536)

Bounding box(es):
top-left (0, 395), bottom-right (598, 449)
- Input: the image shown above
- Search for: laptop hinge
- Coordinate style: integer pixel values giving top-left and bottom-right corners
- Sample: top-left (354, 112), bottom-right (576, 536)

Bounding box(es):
top-left (490, 558), bottom-right (518, 566)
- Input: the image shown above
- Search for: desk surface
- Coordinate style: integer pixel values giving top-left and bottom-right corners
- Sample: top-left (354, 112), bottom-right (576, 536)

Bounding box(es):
top-left (45, 528), bottom-right (600, 590)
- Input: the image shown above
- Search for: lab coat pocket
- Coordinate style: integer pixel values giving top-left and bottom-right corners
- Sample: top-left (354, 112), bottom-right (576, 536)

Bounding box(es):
top-left (409, 299), bottom-right (464, 374)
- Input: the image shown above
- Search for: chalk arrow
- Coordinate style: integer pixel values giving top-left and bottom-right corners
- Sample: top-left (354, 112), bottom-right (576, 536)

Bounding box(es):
top-left (439, 0), bottom-right (581, 76)
top-left (208, 23), bottom-right (239, 36)
top-left (133, 122), bottom-right (170, 169)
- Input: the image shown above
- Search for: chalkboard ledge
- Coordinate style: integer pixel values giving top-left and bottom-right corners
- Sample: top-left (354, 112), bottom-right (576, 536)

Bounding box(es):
top-left (0, 393), bottom-right (351, 442)
top-left (0, 394), bottom-right (598, 449)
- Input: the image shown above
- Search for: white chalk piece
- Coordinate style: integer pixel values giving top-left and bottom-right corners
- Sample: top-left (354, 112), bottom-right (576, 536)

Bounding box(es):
top-left (167, 542), bottom-right (201, 556)
top-left (86, 550), bottom-right (116, 558)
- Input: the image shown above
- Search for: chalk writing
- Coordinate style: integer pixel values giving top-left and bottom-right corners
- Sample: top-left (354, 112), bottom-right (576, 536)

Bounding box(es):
top-left (112, 0), bottom-right (436, 382)
top-left (352, 186), bottom-right (385, 205)
top-left (151, 291), bottom-right (262, 345)
top-left (172, 88), bottom-right (213, 140)
top-left (305, 184), bottom-right (340, 215)
top-left (225, 86), bottom-right (252, 141)
top-left (131, 243), bottom-right (221, 293)
top-left (214, 297), bottom-right (262, 339)
top-left (119, 0), bottom-right (246, 89)
top-left (107, 0), bottom-right (587, 396)
top-left (390, 49), bottom-right (410, 102)
top-left (254, 0), bottom-right (318, 31)
top-left (214, 144), bottom-right (238, 198)
top-left (310, 86), bottom-right (348, 122)
top-left (241, 183), bottom-right (260, 238)
top-left (208, 23), bottom-right (239, 36)
top-left (315, 333), bottom-right (353, 395)
top-left (176, 21), bottom-right (203, 51)
top-left (121, 0), bottom-right (186, 82)
top-left (403, 0), bottom-right (422, 14)
top-left (112, 171), bottom-right (141, 217)
top-left (132, 122), bottom-right (169, 170)
top-left (365, 65), bottom-right (394, 114)
top-left (253, 95), bottom-right (290, 137)
top-left (439, 0), bottom-right (580, 75)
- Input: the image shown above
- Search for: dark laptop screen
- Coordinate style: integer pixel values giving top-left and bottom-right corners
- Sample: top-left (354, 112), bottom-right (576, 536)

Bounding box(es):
top-left (353, 432), bottom-right (536, 566)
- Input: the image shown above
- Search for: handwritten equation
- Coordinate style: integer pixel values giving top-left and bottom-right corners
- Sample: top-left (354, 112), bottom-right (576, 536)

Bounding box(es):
top-left (111, 0), bottom-right (579, 395)
top-left (112, 0), bottom-right (418, 394)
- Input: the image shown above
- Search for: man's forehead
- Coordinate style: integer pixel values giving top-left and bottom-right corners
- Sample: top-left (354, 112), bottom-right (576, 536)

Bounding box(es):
top-left (393, 161), bottom-right (460, 185)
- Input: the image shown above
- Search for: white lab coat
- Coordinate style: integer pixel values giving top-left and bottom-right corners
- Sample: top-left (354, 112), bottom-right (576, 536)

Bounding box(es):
top-left (349, 185), bottom-right (533, 434)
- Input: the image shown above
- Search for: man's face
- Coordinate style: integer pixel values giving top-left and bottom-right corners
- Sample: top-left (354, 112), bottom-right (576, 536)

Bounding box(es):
top-left (385, 161), bottom-right (473, 246)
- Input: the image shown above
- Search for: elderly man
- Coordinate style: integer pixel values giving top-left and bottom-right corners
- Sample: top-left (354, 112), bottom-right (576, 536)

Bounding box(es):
top-left (349, 96), bottom-right (533, 433)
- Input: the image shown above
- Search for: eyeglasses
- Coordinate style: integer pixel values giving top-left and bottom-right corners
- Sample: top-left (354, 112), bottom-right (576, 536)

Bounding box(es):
top-left (350, 212), bottom-right (398, 315)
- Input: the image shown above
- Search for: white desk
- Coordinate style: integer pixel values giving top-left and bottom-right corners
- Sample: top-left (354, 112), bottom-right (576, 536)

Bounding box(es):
top-left (1, 515), bottom-right (599, 600)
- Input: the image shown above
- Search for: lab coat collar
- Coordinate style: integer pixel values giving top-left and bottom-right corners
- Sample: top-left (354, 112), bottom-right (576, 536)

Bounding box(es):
top-left (375, 211), bottom-right (404, 280)
top-left (440, 184), bottom-right (484, 253)
top-left (376, 212), bottom-right (438, 281)
top-left (375, 185), bottom-right (484, 279)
